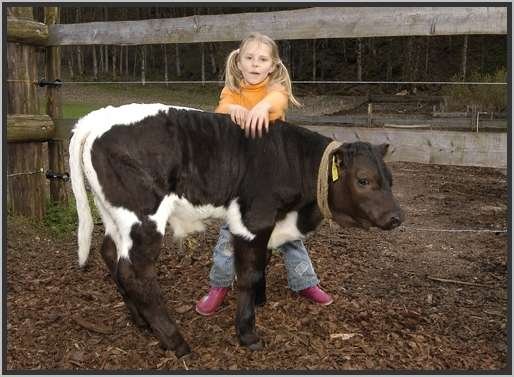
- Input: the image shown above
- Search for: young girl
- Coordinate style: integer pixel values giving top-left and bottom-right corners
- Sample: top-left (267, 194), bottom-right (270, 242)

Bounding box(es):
top-left (196, 33), bottom-right (332, 316)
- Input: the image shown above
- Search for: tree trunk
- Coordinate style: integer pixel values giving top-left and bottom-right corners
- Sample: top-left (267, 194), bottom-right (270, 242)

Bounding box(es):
top-left (386, 38), bottom-right (393, 81)
top-left (356, 38), bottom-right (363, 81)
top-left (341, 39), bottom-right (346, 63)
top-left (103, 8), bottom-right (109, 75)
top-left (404, 37), bottom-right (414, 81)
top-left (480, 36), bottom-right (485, 73)
top-left (319, 39), bottom-right (327, 80)
top-left (369, 38), bottom-right (376, 57)
top-left (99, 44), bottom-right (104, 74)
top-left (125, 46), bottom-right (129, 78)
top-left (104, 45), bottom-right (109, 74)
top-left (163, 44), bottom-right (168, 86)
top-left (208, 43), bottom-right (217, 75)
top-left (411, 37), bottom-right (420, 81)
top-left (67, 51), bottom-right (74, 78)
top-left (461, 35), bottom-right (468, 80)
top-left (425, 37), bottom-right (430, 78)
top-left (119, 46), bottom-right (123, 79)
top-left (201, 43), bottom-right (205, 84)
top-left (175, 44), bottom-right (181, 77)
top-left (112, 45), bottom-right (117, 79)
top-left (92, 45), bottom-right (98, 79)
top-left (141, 45), bottom-right (146, 85)
top-left (75, 8), bottom-right (83, 77)
top-left (312, 39), bottom-right (316, 81)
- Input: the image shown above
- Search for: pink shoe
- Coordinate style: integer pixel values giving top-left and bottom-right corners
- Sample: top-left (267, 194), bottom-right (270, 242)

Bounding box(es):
top-left (299, 285), bottom-right (333, 306)
top-left (195, 287), bottom-right (229, 316)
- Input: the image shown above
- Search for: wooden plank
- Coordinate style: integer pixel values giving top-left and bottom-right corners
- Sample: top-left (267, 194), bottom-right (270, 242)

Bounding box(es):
top-left (303, 125), bottom-right (507, 168)
top-left (47, 7), bottom-right (507, 46)
top-left (368, 95), bottom-right (446, 104)
top-left (7, 17), bottom-right (48, 46)
top-left (7, 115), bottom-right (55, 142)
top-left (288, 114), bottom-right (507, 131)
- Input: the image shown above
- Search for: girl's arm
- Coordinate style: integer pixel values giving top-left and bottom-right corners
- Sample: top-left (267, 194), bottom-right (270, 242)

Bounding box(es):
top-left (215, 87), bottom-right (249, 126)
top-left (261, 83), bottom-right (289, 117)
top-left (244, 84), bottom-right (288, 139)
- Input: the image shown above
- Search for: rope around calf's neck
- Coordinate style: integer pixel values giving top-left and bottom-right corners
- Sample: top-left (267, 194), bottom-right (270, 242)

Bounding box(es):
top-left (317, 140), bottom-right (342, 220)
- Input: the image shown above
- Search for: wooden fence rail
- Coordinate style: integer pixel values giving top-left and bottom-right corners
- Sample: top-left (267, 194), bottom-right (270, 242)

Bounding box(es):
top-left (47, 7), bottom-right (507, 46)
top-left (7, 115), bottom-right (55, 142)
top-left (7, 17), bottom-right (48, 45)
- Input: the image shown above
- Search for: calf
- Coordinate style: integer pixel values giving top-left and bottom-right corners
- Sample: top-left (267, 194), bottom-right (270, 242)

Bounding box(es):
top-left (69, 103), bottom-right (403, 357)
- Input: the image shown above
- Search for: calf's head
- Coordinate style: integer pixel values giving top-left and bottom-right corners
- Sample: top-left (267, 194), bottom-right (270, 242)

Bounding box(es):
top-left (327, 141), bottom-right (404, 230)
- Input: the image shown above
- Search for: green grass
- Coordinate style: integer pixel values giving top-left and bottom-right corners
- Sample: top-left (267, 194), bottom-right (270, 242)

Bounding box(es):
top-left (61, 83), bottom-right (221, 119)
top-left (63, 103), bottom-right (104, 119)
top-left (38, 83), bottom-right (222, 119)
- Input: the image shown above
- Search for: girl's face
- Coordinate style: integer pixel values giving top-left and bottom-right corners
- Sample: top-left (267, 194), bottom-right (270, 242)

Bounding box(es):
top-left (237, 41), bottom-right (275, 85)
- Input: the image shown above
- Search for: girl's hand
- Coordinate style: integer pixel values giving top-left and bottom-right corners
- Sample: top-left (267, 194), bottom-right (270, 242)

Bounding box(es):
top-left (244, 102), bottom-right (271, 139)
top-left (228, 105), bottom-right (249, 127)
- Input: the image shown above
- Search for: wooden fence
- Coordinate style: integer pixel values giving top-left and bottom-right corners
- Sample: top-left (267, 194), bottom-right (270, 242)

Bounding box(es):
top-left (6, 6), bottom-right (509, 219)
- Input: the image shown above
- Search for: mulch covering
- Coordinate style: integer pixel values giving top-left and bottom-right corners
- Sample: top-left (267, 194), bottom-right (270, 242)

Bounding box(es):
top-left (6, 161), bottom-right (509, 371)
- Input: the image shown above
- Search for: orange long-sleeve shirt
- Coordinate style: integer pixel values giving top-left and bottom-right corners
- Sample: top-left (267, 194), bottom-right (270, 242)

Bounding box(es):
top-left (215, 78), bottom-right (288, 121)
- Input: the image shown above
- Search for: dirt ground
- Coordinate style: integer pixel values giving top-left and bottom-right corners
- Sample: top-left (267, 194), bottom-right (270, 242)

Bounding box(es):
top-left (5, 161), bottom-right (509, 372)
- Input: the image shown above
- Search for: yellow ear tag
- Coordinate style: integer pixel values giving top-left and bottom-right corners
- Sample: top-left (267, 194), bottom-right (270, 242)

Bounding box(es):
top-left (331, 156), bottom-right (339, 182)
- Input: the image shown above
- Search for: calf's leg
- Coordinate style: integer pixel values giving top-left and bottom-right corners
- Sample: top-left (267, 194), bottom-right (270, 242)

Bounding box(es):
top-left (254, 248), bottom-right (272, 307)
top-left (116, 222), bottom-right (190, 357)
top-left (233, 230), bottom-right (271, 350)
top-left (100, 235), bottom-right (148, 329)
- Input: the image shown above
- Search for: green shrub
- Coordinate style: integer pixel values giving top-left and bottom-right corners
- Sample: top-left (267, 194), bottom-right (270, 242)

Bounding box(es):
top-left (43, 199), bottom-right (78, 238)
top-left (43, 194), bottom-right (100, 239)
top-left (443, 67), bottom-right (507, 112)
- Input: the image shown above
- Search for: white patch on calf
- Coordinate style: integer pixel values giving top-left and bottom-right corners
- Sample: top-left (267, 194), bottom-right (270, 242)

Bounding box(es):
top-left (149, 195), bottom-right (255, 241)
top-left (149, 194), bottom-right (176, 235)
top-left (112, 208), bottom-right (141, 260)
top-left (268, 211), bottom-right (305, 249)
top-left (226, 199), bottom-right (256, 241)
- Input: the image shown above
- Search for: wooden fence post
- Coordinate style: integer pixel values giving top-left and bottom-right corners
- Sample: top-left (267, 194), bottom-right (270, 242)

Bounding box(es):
top-left (45, 7), bottom-right (69, 205)
top-left (7, 6), bottom-right (46, 219)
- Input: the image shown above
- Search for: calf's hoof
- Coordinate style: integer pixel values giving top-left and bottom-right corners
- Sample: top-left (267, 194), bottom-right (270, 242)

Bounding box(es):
top-left (239, 333), bottom-right (264, 351)
top-left (174, 342), bottom-right (192, 358)
top-left (158, 338), bottom-right (191, 358)
top-left (254, 295), bottom-right (267, 307)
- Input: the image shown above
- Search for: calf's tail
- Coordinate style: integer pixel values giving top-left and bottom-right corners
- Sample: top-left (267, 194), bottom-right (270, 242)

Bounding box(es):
top-left (69, 127), bottom-right (94, 267)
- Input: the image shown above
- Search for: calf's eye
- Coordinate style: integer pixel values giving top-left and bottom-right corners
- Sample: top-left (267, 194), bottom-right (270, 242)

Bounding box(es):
top-left (358, 178), bottom-right (369, 186)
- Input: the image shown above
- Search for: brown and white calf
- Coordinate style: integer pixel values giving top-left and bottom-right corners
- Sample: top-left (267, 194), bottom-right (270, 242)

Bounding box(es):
top-left (69, 103), bottom-right (403, 357)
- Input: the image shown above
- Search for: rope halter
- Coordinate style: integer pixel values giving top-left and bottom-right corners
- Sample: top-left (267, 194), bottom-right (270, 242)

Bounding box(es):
top-left (316, 141), bottom-right (343, 220)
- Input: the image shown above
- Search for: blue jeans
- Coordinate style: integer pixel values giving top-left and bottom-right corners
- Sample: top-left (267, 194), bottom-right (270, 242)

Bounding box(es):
top-left (209, 224), bottom-right (319, 292)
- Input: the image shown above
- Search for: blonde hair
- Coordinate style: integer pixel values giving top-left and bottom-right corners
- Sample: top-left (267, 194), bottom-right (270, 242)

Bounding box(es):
top-left (223, 32), bottom-right (301, 107)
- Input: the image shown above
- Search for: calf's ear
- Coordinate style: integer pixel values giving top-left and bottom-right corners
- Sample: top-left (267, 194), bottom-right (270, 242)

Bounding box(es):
top-left (374, 143), bottom-right (390, 158)
top-left (332, 143), bottom-right (352, 169)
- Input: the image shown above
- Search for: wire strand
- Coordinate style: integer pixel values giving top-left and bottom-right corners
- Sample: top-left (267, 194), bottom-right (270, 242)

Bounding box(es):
top-left (7, 169), bottom-right (45, 178)
top-left (6, 79), bottom-right (507, 85)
